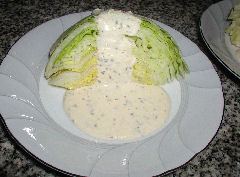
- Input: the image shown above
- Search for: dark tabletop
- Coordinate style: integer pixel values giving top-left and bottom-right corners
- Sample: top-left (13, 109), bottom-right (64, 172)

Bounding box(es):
top-left (0, 0), bottom-right (239, 176)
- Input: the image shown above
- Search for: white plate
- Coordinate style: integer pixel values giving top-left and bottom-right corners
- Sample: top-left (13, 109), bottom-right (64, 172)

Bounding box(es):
top-left (0, 12), bottom-right (224, 177)
top-left (200, 0), bottom-right (240, 79)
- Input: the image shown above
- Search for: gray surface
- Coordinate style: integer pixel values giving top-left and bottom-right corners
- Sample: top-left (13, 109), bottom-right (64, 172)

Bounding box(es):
top-left (0, 0), bottom-right (239, 176)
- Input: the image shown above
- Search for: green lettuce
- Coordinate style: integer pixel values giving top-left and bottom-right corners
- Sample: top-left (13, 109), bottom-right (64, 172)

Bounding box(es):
top-left (44, 15), bottom-right (99, 89)
top-left (126, 17), bottom-right (189, 85)
top-left (226, 2), bottom-right (240, 48)
top-left (45, 10), bottom-right (189, 89)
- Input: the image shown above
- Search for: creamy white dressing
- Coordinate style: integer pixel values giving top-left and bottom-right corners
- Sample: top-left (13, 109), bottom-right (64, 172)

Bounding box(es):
top-left (63, 10), bottom-right (171, 140)
top-left (96, 10), bottom-right (140, 85)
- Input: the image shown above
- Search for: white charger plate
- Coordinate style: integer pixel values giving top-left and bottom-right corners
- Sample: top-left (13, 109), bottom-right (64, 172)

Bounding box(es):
top-left (0, 12), bottom-right (223, 177)
top-left (200, 0), bottom-right (240, 79)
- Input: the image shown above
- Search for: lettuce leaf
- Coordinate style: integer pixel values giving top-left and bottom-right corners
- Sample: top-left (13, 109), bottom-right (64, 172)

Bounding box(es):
top-left (226, 2), bottom-right (240, 48)
top-left (126, 17), bottom-right (189, 85)
top-left (49, 56), bottom-right (98, 89)
top-left (44, 15), bottom-right (99, 89)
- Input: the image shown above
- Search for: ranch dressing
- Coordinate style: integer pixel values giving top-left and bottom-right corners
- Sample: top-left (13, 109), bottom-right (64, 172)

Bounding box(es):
top-left (63, 10), bottom-right (171, 140)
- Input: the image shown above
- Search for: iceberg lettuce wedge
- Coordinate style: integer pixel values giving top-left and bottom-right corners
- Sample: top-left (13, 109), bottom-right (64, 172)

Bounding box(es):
top-left (44, 15), bottom-right (99, 89)
top-left (226, 2), bottom-right (240, 48)
top-left (45, 10), bottom-right (189, 89)
top-left (48, 55), bottom-right (98, 89)
top-left (126, 17), bottom-right (189, 85)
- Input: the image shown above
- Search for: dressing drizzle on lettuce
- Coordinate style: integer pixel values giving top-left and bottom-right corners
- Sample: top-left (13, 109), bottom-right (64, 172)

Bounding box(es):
top-left (45, 10), bottom-right (189, 89)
